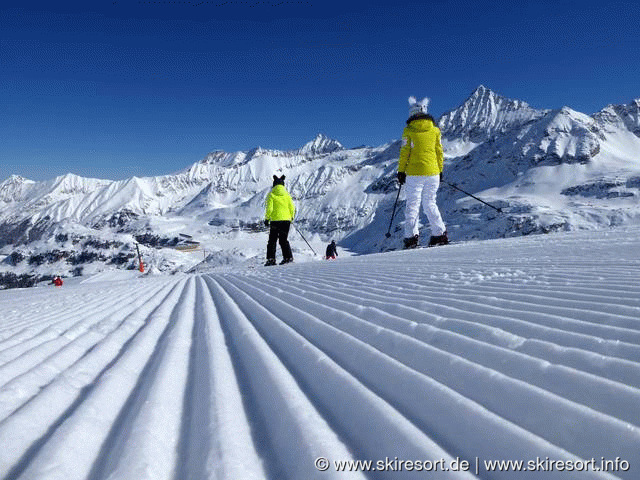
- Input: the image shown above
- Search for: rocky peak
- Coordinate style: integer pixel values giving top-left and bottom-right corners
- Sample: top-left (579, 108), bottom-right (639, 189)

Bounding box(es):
top-left (439, 86), bottom-right (548, 141)
top-left (200, 150), bottom-right (247, 167)
top-left (613, 99), bottom-right (640, 136)
top-left (0, 175), bottom-right (35, 203)
top-left (299, 134), bottom-right (344, 155)
top-left (594, 98), bottom-right (640, 136)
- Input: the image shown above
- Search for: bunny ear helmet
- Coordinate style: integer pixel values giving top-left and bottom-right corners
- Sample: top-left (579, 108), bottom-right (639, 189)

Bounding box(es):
top-left (408, 95), bottom-right (430, 117)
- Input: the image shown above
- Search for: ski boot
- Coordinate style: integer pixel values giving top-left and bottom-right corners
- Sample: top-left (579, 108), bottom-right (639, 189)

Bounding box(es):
top-left (280, 257), bottom-right (293, 265)
top-left (428, 231), bottom-right (449, 247)
top-left (403, 234), bottom-right (419, 249)
top-left (264, 258), bottom-right (277, 266)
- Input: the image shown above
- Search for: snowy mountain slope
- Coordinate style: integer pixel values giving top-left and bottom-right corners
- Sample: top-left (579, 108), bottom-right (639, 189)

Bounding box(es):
top-left (436, 88), bottom-right (640, 240)
top-left (439, 85), bottom-right (550, 143)
top-left (0, 134), bottom-right (368, 241)
top-left (595, 99), bottom-right (640, 136)
top-left (2, 89), bottom-right (640, 285)
top-left (0, 227), bottom-right (639, 479)
top-left (0, 176), bottom-right (36, 203)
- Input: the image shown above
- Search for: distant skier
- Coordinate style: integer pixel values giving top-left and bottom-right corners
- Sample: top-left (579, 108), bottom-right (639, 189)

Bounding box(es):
top-left (325, 240), bottom-right (338, 259)
top-left (397, 96), bottom-right (448, 248)
top-left (264, 174), bottom-right (296, 266)
top-left (53, 276), bottom-right (63, 287)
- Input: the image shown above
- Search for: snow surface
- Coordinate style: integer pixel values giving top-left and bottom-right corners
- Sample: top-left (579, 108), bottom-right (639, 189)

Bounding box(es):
top-left (0, 226), bottom-right (639, 479)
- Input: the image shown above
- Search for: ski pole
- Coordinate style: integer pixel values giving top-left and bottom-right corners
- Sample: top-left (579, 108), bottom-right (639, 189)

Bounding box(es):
top-left (385, 184), bottom-right (402, 238)
top-left (292, 223), bottom-right (317, 255)
top-left (444, 181), bottom-right (503, 213)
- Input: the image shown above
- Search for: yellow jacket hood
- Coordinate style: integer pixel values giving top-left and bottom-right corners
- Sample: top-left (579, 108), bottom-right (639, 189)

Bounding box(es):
top-left (265, 184), bottom-right (296, 221)
top-left (407, 118), bottom-right (435, 133)
top-left (398, 117), bottom-right (444, 176)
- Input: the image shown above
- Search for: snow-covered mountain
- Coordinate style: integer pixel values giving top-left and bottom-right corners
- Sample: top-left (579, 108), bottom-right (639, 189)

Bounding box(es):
top-left (438, 87), bottom-right (640, 240)
top-left (2, 87), bottom-right (640, 285)
top-left (439, 84), bottom-right (549, 143)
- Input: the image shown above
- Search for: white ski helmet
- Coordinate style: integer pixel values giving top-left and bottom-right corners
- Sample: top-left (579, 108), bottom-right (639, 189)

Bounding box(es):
top-left (408, 96), bottom-right (430, 117)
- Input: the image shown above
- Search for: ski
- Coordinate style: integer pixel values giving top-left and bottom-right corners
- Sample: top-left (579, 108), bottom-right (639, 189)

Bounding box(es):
top-left (381, 242), bottom-right (459, 252)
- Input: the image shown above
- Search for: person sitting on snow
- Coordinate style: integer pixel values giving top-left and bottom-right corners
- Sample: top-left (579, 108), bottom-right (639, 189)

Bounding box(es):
top-left (264, 174), bottom-right (296, 266)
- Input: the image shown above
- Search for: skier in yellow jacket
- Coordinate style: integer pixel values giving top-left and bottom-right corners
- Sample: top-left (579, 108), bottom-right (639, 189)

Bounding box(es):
top-left (397, 96), bottom-right (448, 248)
top-left (264, 174), bottom-right (296, 266)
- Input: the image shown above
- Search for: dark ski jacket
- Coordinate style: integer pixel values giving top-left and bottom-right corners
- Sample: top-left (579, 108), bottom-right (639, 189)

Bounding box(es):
top-left (325, 241), bottom-right (338, 258)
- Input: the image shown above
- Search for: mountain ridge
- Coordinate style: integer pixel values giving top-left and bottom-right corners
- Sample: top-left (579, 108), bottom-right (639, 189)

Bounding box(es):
top-left (2, 86), bottom-right (640, 285)
top-left (439, 85), bottom-right (550, 142)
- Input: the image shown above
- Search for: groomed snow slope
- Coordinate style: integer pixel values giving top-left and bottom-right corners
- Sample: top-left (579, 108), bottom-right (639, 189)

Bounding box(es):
top-left (1, 228), bottom-right (639, 480)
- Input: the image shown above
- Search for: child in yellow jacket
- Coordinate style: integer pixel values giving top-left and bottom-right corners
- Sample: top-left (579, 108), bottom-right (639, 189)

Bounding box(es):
top-left (264, 174), bottom-right (296, 265)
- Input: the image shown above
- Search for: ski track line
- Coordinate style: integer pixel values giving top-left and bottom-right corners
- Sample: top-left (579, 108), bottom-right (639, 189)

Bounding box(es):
top-left (0, 280), bottom-right (178, 422)
top-left (344, 270), bottom-right (640, 328)
top-left (269, 270), bottom-right (640, 388)
top-left (321, 271), bottom-right (640, 308)
top-left (0, 277), bottom-right (187, 480)
top-left (377, 288), bottom-right (640, 339)
top-left (0, 281), bottom-right (158, 338)
top-left (238, 273), bottom-right (640, 427)
top-left (0, 281), bottom-right (164, 359)
top-left (455, 289), bottom-right (640, 326)
top-left (282, 263), bottom-right (635, 294)
top-left (213, 273), bottom-right (621, 480)
top-left (316, 278), bottom-right (640, 353)
top-left (0, 284), bottom-right (113, 326)
top-left (267, 270), bottom-right (640, 362)
top-left (224, 274), bottom-right (640, 472)
top-left (87, 277), bottom-right (197, 480)
top-left (175, 276), bottom-right (267, 480)
top-left (174, 276), bottom-right (216, 480)
top-left (0, 290), bottom-right (89, 334)
top-left (441, 276), bottom-right (636, 299)
top-left (206, 274), bottom-right (476, 480)
top-left (204, 275), bottom-right (374, 479)
top-left (454, 279), bottom-right (640, 306)
top-left (295, 266), bottom-right (640, 327)
top-left (301, 269), bottom-right (640, 334)
top-left (0, 281), bottom-right (169, 389)
top-left (287, 273), bottom-right (640, 362)
top-left (0, 292), bottom-right (116, 353)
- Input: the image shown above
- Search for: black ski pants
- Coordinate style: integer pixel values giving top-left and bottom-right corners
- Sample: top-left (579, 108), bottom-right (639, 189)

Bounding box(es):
top-left (266, 221), bottom-right (293, 260)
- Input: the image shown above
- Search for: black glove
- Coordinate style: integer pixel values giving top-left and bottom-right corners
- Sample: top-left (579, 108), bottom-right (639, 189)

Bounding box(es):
top-left (264, 219), bottom-right (270, 227)
top-left (439, 172), bottom-right (443, 182)
top-left (397, 172), bottom-right (406, 185)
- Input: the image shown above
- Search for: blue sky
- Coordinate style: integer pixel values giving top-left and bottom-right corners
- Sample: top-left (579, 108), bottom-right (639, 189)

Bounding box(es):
top-left (1, 0), bottom-right (639, 181)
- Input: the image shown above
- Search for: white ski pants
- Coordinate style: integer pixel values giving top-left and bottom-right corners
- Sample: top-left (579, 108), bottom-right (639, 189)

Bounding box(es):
top-left (403, 174), bottom-right (446, 238)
